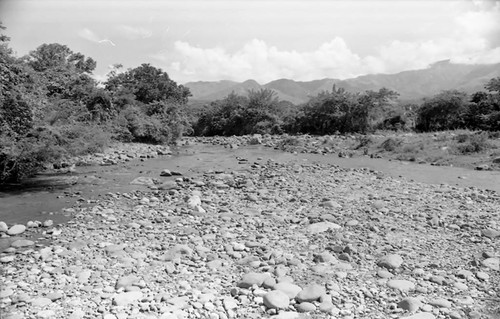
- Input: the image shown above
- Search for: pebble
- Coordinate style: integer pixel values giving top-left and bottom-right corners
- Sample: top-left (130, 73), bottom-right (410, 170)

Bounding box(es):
top-left (397, 297), bottom-right (422, 312)
top-left (387, 279), bottom-right (415, 292)
top-left (481, 258), bottom-right (499, 270)
top-left (263, 290), bottom-right (290, 309)
top-left (296, 301), bottom-right (316, 312)
top-left (7, 224), bottom-right (26, 235)
top-left (274, 282), bottom-right (302, 299)
top-left (112, 291), bottom-right (143, 306)
top-left (237, 272), bottom-right (270, 288)
top-left (378, 254), bottom-right (403, 269)
top-left (295, 283), bottom-right (326, 302)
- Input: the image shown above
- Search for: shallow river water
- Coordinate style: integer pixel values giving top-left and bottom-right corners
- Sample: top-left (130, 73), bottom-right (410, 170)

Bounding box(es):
top-left (1, 143), bottom-right (499, 226)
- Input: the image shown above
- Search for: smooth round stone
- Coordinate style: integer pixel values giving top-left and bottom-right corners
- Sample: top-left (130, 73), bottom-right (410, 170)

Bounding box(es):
top-left (263, 290), bottom-right (290, 309)
top-left (453, 282), bottom-right (468, 290)
top-left (306, 222), bottom-right (341, 234)
top-left (237, 272), bottom-right (270, 288)
top-left (10, 239), bottom-right (35, 248)
top-left (378, 254), bottom-right (403, 269)
top-left (296, 302), bottom-right (316, 312)
top-left (387, 279), bottom-right (415, 292)
top-left (377, 269), bottom-right (394, 278)
top-left (31, 297), bottom-right (52, 307)
top-left (274, 282), bottom-right (302, 299)
top-left (404, 313), bottom-right (436, 319)
top-left (115, 275), bottom-right (140, 290)
top-left (0, 288), bottom-right (14, 298)
top-left (0, 221), bottom-right (8, 232)
top-left (36, 310), bottom-right (56, 319)
top-left (481, 258), bottom-right (499, 271)
top-left (295, 283), bottom-right (326, 302)
top-left (112, 291), bottom-right (143, 306)
top-left (428, 298), bottom-right (452, 308)
top-left (397, 297), bottom-right (422, 312)
top-left (476, 272), bottom-right (489, 281)
top-left (0, 255), bottom-right (15, 263)
top-left (7, 225), bottom-right (26, 236)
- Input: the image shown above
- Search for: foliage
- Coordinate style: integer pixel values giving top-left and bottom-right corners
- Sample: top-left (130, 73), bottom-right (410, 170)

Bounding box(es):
top-left (415, 90), bottom-right (469, 131)
top-left (194, 89), bottom-right (284, 136)
top-left (452, 132), bottom-right (492, 154)
top-left (0, 24), bottom-right (191, 183)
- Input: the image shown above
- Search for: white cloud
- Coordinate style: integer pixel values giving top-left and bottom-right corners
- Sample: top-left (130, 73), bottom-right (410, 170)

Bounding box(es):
top-left (154, 0), bottom-right (500, 83)
top-left (78, 28), bottom-right (115, 46)
top-left (116, 25), bottom-right (152, 40)
top-left (167, 38), bottom-right (375, 82)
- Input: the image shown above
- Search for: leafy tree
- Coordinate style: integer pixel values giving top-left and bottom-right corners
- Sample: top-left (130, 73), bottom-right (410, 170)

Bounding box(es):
top-left (105, 63), bottom-right (191, 105)
top-left (416, 90), bottom-right (469, 131)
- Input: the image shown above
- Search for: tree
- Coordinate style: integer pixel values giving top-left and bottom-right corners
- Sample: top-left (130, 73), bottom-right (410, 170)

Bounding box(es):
top-left (26, 43), bottom-right (96, 73)
top-left (416, 90), bottom-right (469, 131)
top-left (105, 63), bottom-right (191, 105)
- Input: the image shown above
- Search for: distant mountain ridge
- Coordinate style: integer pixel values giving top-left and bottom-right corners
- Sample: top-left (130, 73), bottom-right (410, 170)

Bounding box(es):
top-left (185, 61), bottom-right (500, 104)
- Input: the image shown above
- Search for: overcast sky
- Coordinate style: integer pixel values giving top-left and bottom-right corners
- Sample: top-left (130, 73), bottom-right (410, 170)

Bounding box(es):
top-left (1, 0), bottom-right (500, 84)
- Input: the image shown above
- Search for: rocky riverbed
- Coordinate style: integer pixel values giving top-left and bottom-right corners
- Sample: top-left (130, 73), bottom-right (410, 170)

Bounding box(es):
top-left (1, 138), bottom-right (499, 319)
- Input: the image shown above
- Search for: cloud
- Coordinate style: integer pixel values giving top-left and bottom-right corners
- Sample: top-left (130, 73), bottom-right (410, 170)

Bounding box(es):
top-left (78, 28), bottom-right (115, 46)
top-left (116, 25), bottom-right (152, 40)
top-left (157, 0), bottom-right (500, 83)
top-left (167, 38), bottom-right (376, 82)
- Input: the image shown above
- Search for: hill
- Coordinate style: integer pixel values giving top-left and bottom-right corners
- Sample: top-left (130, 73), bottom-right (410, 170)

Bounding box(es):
top-left (185, 61), bottom-right (500, 104)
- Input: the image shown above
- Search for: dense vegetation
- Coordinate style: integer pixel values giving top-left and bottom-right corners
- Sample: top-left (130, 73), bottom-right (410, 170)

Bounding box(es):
top-left (1, 22), bottom-right (499, 183)
top-left (0, 23), bottom-right (191, 183)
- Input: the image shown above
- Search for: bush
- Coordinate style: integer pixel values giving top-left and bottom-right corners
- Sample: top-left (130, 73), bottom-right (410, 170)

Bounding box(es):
top-left (453, 132), bottom-right (492, 154)
top-left (379, 138), bottom-right (402, 152)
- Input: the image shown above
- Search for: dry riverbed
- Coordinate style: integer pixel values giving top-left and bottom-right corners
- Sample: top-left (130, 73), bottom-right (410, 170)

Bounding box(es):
top-left (0, 137), bottom-right (499, 319)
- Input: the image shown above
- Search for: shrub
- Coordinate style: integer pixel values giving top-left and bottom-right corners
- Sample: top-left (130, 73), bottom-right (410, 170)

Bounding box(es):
top-left (453, 132), bottom-right (492, 154)
top-left (379, 138), bottom-right (402, 152)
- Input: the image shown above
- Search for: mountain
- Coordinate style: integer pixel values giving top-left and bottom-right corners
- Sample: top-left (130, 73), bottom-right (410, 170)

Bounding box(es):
top-left (184, 61), bottom-right (500, 104)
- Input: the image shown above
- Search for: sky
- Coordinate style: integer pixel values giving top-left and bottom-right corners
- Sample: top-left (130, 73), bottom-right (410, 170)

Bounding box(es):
top-left (1, 0), bottom-right (500, 84)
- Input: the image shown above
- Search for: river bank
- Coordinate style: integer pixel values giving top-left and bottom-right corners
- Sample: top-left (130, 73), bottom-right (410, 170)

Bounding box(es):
top-left (0, 137), bottom-right (499, 319)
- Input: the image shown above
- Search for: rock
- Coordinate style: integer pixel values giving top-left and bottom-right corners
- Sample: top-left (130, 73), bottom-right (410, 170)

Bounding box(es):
top-left (237, 272), bottom-right (270, 288)
top-left (68, 308), bottom-right (86, 319)
top-left (45, 292), bottom-right (63, 301)
top-left (42, 220), bottom-right (53, 227)
top-left (274, 312), bottom-right (300, 319)
top-left (481, 258), bottom-right (499, 271)
top-left (36, 310), bottom-right (56, 318)
top-left (0, 255), bottom-right (15, 263)
top-left (10, 239), bottom-right (35, 248)
top-left (481, 228), bottom-right (500, 239)
top-left (158, 181), bottom-right (179, 190)
top-left (160, 169), bottom-right (173, 176)
top-left (7, 225), bottom-right (26, 236)
top-left (263, 290), bottom-right (290, 309)
top-left (378, 254), bottom-right (403, 269)
top-left (403, 313), bottom-right (436, 319)
top-left (319, 200), bottom-right (342, 208)
top-left (116, 275), bottom-right (140, 290)
top-left (274, 282), bottom-right (302, 299)
top-left (295, 283), bottom-right (326, 302)
top-left (0, 221), bottom-right (8, 232)
top-left (397, 297), bottom-right (422, 312)
top-left (130, 177), bottom-right (155, 187)
top-left (112, 291), bottom-right (143, 306)
top-left (31, 297), bottom-right (52, 307)
top-left (387, 279), bottom-right (415, 292)
top-left (428, 298), bottom-right (452, 308)
top-left (306, 222), bottom-right (341, 234)
top-left (296, 302), bottom-right (316, 312)
top-left (314, 251), bottom-right (337, 263)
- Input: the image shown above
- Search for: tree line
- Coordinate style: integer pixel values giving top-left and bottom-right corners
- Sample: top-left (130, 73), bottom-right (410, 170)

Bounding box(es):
top-left (1, 23), bottom-right (499, 183)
